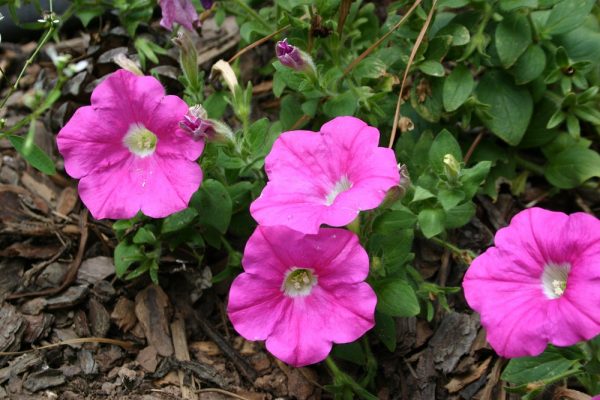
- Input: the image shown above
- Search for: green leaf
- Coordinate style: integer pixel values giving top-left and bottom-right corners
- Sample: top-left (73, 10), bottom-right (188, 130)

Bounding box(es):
top-left (332, 342), bottom-right (366, 366)
top-left (499, 0), bottom-right (538, 11)
top-left (323, 91), bottom-right (358, 117)
top-left (114, 241), bottom-right (145, 278)
top-left (513, 45), bottom-right (547, 85)
top-left (418, 60), bottom-right (445, 77)
top-left (495, 13), bottom-right (532, 68)
top-left (374, 312), bottom-right (397, 352)
top-left (543, 0), bottom-right (596, 36)
top-left (374, 278), bottom-right (420, 317)
top-left (445, 201), bottom-right (476, 228)
top-left (460, 161), bottom-right (492, 198)
top-left (246, 117), bottom-right (271, 154)
top-left (443, 65), bottom-right (474, 112)
top-left (545, 146), bottom-right (600, 189)
top-left (373, 208), bottom-right (417, 232)
top-left (133, 227), bottom-right (157, 244)
top-left (161, 208), bottom-right (199, 235)
top-left (190, 180), bottom-right (233, 234)
top-left (438, 188), bottom-right (465, 210)
top-left (437, 23), bottom-right (470, 46)
top-left (418, 208), bottom-right (446, 238)
top-left (476, 71), bottom-right (533, 146)
top-left (411, 186), bottom-right (436, 203)
top-left (502, 347), bottom-right (580, 385)
top-left (429, 129), bottom-right (462, 172)
top-left (8, 135), bottom-right (56, 175)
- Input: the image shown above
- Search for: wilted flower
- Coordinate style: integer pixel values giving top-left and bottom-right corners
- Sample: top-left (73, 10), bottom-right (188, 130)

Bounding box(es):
top-left (228, 225), bottom-right (376, 367)
top-left (180, 105), bottom-right (214, 140)
top-left (57, 69), bottom-right (204, 219)
top-left (210, 59), bottom-right (239, 94)
top-left (250, 116), bottom-right (401, 234)
top-left (276, 39), bottom-right (314, 72)
top-left (159, 0), bottom-right (199, 32)
top-left (113, 53), bottom-right (143, 76)
top-left (201, 0), bottom-right (214, 9)
top-left (463, 208), bottom-right (600, 358)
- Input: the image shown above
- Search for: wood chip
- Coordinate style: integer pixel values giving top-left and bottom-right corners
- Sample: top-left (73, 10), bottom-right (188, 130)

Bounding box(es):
top-left (134, 285), bottom-right (174, 357)
top-left (0, 353), bottom-right (42, 384)
top-left (56, 187), bottom-right (78, 216)
top-left (429, 312), bottom-right (479, 373)
top-left (136, 346), bottom-right (159, 373)
top-left (45, 285), bottom-right (88, 309)
top-left (445, 357), bottom-right (492, 393)
top-left (22, 369), bottom-right (65, 392)
top-left (111, 297), bottom-right (137, 332)
top-left (88, 297), bottom-right (110, 337)
top-left (77, 257), bottom-right (115, 285)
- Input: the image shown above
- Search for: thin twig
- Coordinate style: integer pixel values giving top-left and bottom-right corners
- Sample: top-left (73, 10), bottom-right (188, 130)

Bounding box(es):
top-left (228, 25), bottom-right (289, 64)
top-left (389, 0), bottom-right (438, 149)
top-left (0, 337), bottom-right (135, 356)
top-left (342, 0), bottom-right (423, 77)
top-left (7, 210), bottom-right (89, 299)
top-left (0, 25), bottom-right (56, 111)
top-left (463, 131), bottom-right (484, 164)
top-left (194, 312), bottom-right (258, 383)
top-left (196, 389), bottom-right (251, 400)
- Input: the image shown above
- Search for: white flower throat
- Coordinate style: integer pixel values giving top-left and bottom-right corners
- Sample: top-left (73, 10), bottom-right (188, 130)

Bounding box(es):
top-left (541, 262), bottom-right (570, 299)
top-left (325, 175), bottom-right (352, 206)
top-left (124, 124), bottom-right (158, 157)
top-left (282, 267), bottom-right (317, 297)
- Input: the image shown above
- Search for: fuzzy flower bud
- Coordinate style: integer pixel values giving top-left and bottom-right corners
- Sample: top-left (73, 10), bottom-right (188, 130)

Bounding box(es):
top-left (276, 39), bottom-right (315, 73)
top-left (443, 154), bottom-right (461, 182)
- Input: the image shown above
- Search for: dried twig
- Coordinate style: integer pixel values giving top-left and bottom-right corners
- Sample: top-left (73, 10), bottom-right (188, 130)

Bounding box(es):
top-left (389, 0), bottom-right (438, 149)
top-left (343, 0), bottom-right (423, 77)
top-left (228, 25), bottom-right (290, 64)
top-left (194, 312), bottom-right (258, 383)
top-left (0, 337), bottom-right (135, 356)
top-left (8, 210), bottom-right (89, 299)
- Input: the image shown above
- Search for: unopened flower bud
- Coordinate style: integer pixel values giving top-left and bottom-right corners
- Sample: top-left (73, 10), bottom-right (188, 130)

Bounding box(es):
top-left (275, 39), bottom-right (315, 73)
top-left (380, 164), bottom-right (411, 208)
top-left (443, 154), bottom-right (461, 182)
top-left (173, 31), bottom-right (198, 86)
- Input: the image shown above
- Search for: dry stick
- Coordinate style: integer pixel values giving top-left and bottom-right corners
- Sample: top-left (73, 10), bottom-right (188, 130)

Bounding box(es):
top-left (227, 25), bottom-right (290, 64)
top-left (0, 337), bottom-right (135, 356)
top-left (342, 0), bottom-right (423, 77)
top-left (388, 0), bottom-right (438, 149)
top-left (194, 313), bottom-right (258, 383)
top-left (463, 131), bottom-right (484, 164)
top-left (7, 210), bottom-right (89, 300)
top-left (196, 388), bottom-right (251, 400)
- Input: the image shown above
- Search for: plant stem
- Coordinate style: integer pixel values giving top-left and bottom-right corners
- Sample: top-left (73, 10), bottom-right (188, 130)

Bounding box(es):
top-left (430, 237), bottom-right (476, 263)
top-left (515, 155), bottom-right (545, 176)
top-left (0, 25), bottom-right (56, 111)
top-left (230, 0), bottom-right (271, 30)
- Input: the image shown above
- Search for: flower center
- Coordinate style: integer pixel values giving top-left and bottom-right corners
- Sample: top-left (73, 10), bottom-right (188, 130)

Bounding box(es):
top-left (541, 262), bottom-right (571, 299)
top-left (282, 268), bottom-right (317, 297)
top-left (325, 175), bottom-right (352, 206)
top-left (123, 124), bottom-right (158, 157)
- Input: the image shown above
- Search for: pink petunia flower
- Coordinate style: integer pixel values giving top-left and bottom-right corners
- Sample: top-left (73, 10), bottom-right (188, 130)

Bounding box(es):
top-left (227, 225), bottom-right (377, 367)
top-left (159, 0), bottom-right (199, 32)
top-left (463, 208), bottom-right (600, 358)
top-left (57, 69), bottom-right (204, 220)
top-left (250, 116), bottom-right (401, 234)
